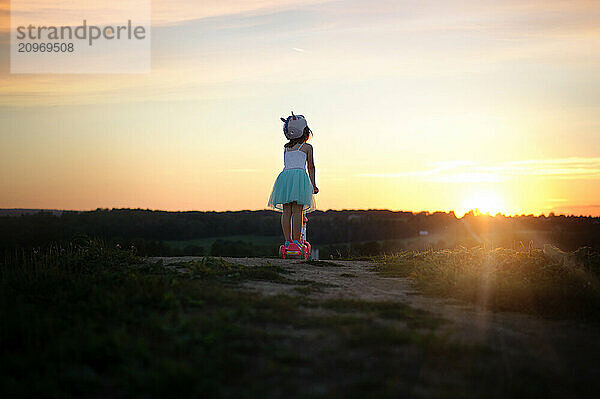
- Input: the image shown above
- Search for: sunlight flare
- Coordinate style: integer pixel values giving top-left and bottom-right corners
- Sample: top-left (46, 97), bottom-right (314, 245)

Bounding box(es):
top-left (460, 190), bottom-right (507, 216)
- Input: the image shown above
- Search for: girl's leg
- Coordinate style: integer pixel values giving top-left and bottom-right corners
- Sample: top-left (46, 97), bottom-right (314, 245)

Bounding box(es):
top-left (281, 203), bottom-right (292, 241)
top-left (291, 202), bottom-right (303, 241)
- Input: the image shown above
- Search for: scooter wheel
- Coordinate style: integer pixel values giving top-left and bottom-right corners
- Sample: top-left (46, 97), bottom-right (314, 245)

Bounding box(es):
top-left (300, 247), bottom-right (308, 260)
top-left (279, 245), bottom-right (286, 259)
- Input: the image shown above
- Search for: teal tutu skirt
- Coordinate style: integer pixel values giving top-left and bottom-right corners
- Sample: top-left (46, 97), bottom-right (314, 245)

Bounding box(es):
top-left (268, 169), bottom-right (316, 212)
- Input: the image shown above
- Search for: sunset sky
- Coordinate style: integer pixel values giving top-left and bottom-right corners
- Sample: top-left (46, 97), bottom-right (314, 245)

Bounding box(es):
top-left (1, 0), bottom-right (600, 216)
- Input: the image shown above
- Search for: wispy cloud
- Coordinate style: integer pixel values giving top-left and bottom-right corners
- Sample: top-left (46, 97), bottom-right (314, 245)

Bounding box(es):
top-left (152, 0), bottom-right (331, 27)
top-left (358, 157), bottom-right (600, 182)
top-left (2, 0), bottom-right (600, 106)
top-left (0, 0), bottom-right (331, 31)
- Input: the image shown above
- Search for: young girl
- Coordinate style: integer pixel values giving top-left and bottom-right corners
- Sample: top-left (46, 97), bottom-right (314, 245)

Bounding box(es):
top-left (268, 113), bottom-right (318, 250)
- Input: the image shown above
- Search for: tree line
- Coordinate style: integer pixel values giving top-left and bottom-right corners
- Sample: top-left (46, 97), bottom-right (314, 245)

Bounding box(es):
top-left (1, 208), bottom-right (599, 257)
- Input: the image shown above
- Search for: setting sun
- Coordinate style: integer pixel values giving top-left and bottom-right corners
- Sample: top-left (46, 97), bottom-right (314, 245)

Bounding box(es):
top-left (459, 190), bottom-right (507, 216)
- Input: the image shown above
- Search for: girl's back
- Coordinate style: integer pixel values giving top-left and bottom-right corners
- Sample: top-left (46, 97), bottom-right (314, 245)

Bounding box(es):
top-left (283, 143), bottom-right (308, 170)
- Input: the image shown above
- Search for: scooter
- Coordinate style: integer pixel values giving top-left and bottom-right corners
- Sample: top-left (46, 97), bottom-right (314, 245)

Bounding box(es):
top-left (279, 214), bottom-right (312, 259)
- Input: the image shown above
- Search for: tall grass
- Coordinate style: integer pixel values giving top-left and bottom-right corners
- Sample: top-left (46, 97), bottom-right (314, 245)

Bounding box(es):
top-left (0, 240), bottom-right (197, 398)
top-left (1, 237), bottom-right (139, 272)
top-left (374, 246), bottom-right (600, 318)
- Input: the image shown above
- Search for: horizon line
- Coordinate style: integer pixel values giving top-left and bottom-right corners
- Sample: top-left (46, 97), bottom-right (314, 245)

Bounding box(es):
top-left (2, 207), bottom-right (599, 218)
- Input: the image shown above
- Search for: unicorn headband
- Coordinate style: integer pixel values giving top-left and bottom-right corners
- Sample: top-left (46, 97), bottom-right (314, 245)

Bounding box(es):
top-left (280, 111), bottom-right (308, 140)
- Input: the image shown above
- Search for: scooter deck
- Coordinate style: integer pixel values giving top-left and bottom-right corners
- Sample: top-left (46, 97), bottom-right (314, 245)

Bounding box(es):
top-left (279, 242), bottom-right (310, 259)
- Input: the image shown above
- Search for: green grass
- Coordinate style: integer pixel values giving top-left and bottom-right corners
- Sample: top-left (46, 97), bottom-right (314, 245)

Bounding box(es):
top-left (2, 241), bottom-right (600, 398)
top-left (178, 257), bottom-right (291, 282)
top-left (373, 246), bottom-right (600, 318)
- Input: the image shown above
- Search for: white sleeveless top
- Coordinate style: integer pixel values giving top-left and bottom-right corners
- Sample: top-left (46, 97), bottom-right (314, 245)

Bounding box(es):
top-left (283, 143), bottom-right (307, 170)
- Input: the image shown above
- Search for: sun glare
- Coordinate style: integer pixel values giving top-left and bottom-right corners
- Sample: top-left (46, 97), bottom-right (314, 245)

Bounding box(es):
top-left (459, 190), bottom-right (507, 216)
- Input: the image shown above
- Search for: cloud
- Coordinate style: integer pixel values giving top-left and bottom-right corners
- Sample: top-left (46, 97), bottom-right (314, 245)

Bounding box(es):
top-left (358, 157), bottom-right (600, 182)
top-left (1, 0), bottom-right (599, 106)
top-left (0, 0), bottom-right (331, 31)
top-left (490, 158), bottom-right (600, 179)
top-left (3, 0), bottom-right (599, 34)
top-left (152, 0), bottom-right (331, 27)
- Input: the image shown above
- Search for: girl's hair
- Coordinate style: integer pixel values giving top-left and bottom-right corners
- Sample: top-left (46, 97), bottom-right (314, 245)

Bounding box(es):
top-left (284, 126), bottom-right (312, 148)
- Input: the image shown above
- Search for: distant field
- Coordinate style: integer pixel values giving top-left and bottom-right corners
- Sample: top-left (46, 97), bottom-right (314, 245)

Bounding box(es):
top-left (164, 233), bottom-right (455, 259)
top-left (164, 230), bottom-right (548, 254)
top-left (164, 234), bottom-right (443, 255)
top-left (165, 235), bottom-right (282, 250)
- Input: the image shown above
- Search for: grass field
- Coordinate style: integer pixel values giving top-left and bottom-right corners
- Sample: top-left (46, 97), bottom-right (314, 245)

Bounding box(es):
top-left (2, 241), bottom-right (600, 398)
top-left (373, 246), bottom-right (600, 319)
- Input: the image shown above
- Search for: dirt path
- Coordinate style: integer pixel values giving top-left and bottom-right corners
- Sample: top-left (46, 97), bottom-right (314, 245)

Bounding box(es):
top-left (155, 256), bottom-right (600, 382)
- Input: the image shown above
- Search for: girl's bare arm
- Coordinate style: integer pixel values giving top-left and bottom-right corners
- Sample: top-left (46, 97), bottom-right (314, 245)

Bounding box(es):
top-left (306, 145), bottom-right (318, 193)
